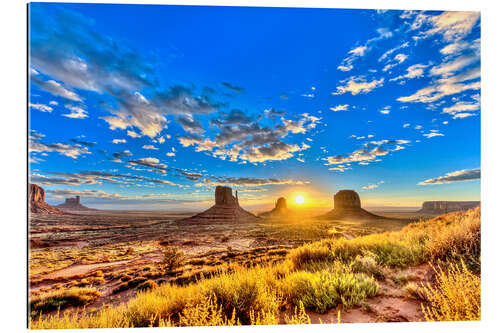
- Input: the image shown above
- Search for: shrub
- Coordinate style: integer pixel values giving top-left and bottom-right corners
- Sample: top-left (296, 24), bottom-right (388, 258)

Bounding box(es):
top-left (161, 246), bottom-right (184, 271)
top-left (281, 270), bottom-right (378, 313)
top-left (421, 261), bottom-right (480, 321)
top-left (136, 280), bottom-right (158, 292)
top-left (284, 301), bottom-right (311, 324)
top-left (30, 288), bottom-right (101, 316)
top-left (351, 255), bottom-right (386, 280)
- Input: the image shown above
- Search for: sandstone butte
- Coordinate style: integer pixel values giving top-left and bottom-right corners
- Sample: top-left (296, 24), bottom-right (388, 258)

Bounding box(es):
top-left (259, 197), bottom-right (290, 217)
top-left (316, 189), bottom-right (382, 220)
top-left (180, 186), bottom-right (259, 224)
top-left (29, 183), bottom-right (66, 214)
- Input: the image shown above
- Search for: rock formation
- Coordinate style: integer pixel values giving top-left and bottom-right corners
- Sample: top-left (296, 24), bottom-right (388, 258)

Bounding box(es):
top-left (180, 186), bottom-right (258, 223)
top-left (417, 201), bottom-right (480, 214)
top-left (259, 197), bottom-right (290, 217)
top-left (316, 189), bottom-right (381, 220)
top-left (56, 195), bottom-right (97, 211)
top-left (29, 183), bottom-right (66, 214)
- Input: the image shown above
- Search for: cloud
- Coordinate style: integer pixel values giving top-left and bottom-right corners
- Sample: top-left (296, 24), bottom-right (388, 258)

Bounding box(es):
top-left (389, 63), bottom-right (429, 82)
top-left (30, 72), bottom-right (82, 101)
top-left (423, 131), bottom-right (444, 138)
top-left (70, 138), bottom-right (95, 147)
top-left (30, 7), bottom-right (223, 139)
top-left (323, 139), bottom-right (410, 167)
top-left (443, 99), bottom-right (480, 116)
top-left (379, 106), bottom-right (391, 114)
top-left (142, 145), bottom-right (158, 150)
top-left (416, 11), bottom-right (480, 42)
top-left (112, 150), bottom-right (132, 160)
top-left (440, 38), bottom-right (480, 55)
top-left (330, 104), bottom-right (349, 112)
top-left (112, 139), bottom-right (127, 144)
top-left (418, 168), bottom-right (480, 185)
top-left (203, 177), bottom-right (308, 188)
top-left (46, 188), bottom-right (124, 200)
top-left (29, 103), bottom-right (53, 112)
top-left (362, 181), bottom-right (384, 190)
top-left (29, 131), bottom-right (91, 159)
top-left (397, 66), bottom-right (480, 103)
top-left (379, 42), bottom-right (409, 62)
top-left (221, 82), bottom-right (244, 93)
top-left (403, 123), bottom-right (410, 128)
top-left (333, 76), bottom-right (384, 95)
top-left (62, 104), bottom-right (88, 119)
top-left (337, 28), bottom-right (393, 71)
top-left (127, 130), bottom-right (142, 138)
top-left (177, 114), bottom-right (205, 135)
top-left (453, 113), bottom-right (476, 119)
top-left (429, 54), bottom-right (477, 77)
top-left (180, 112), bottom-right (320, 163)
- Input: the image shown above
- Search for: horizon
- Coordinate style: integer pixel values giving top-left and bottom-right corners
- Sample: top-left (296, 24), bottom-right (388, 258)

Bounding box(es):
top-left (29, 4), bottom-right (481, 211)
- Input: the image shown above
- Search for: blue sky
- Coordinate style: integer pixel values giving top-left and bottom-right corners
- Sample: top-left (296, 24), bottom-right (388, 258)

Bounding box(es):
top-left (28, 3), bottom-right (480, 211)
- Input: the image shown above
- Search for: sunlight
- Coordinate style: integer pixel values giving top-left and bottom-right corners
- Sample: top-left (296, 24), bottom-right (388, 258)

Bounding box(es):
top-left (295, 195), bottom-right (305, 205)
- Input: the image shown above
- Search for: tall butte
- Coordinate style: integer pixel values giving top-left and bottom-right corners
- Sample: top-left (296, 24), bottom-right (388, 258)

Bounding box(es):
top-left (29, 183), bottom-right (66, 214)
top-left (259, 197), bottom-right (290, 217)
top-left (316, 189), bottom-right (381, 220)
top-left (180, 186), bottom-right (258, 223)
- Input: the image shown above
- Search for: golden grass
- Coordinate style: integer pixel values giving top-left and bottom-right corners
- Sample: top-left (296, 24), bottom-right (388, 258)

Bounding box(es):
top-left (421, 261), bottom-right (480, 321)
top-left (30, 207), bottom-right (481, 328)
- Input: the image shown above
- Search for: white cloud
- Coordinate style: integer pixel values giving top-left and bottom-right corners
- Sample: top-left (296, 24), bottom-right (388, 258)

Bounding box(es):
top-left (31, 73), bottom-right (82, 102)
top-left (423, 131), bottom-right (444, 138)
top-left (362, 181), bottom-right (384, 190)
top-left (379, 106), bottom-right (391, 114)
top-left (418, 168), bottom-right (480, 185)
top-left (333, 77), bottom-right (384, 95)
top-left (62, 104), bottom-right (88, 119)
top-left (29, 103), bottom-right (53, 113)
top-left (142, 145), bottom-right (159, 150)
top-left (403, 123), bottom-right (410, 128)
top-left (453, 113), bottom-right (476, 119)
top-left (330, 104), bottom-right (349, 112)
top-left (127, 130), bottom-right (142, 138)
top-left (390, 63), bottom-right (429, 82)
top-left (112, 139), bottom-right (127, 144)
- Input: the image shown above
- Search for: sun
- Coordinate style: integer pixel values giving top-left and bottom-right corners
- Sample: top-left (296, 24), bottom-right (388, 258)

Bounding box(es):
top-left (295, 195), bottom-right (305, 205)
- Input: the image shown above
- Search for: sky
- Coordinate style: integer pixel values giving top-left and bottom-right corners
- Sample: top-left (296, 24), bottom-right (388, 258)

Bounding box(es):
top-left (28, 3), bottom-right (481, 211)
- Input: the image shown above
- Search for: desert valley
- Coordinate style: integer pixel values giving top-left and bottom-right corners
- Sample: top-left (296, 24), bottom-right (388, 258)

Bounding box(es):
top-left (28, 182), bottom-right (480, 327)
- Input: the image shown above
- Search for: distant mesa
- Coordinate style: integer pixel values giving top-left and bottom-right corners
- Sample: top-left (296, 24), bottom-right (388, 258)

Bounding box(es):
top-left (29, 183), bottom-right (66, 215)
top-left (180, 186), bottom-right (259, 223)
top-left (316, 189), bottom-right (382, 220)
top-left (417, 201), bottom-right (480, 214)
top-left (56, 195), bottom-right (97, 212)
top-left (260, 197), bottom-right (290, 218)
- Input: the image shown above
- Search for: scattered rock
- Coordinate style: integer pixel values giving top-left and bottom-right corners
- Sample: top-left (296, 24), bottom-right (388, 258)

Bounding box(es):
top-left (29, 183), bottom-right (66, 214)
top-left (316, 189), bottom-right (382, 220)
top-left (417, 201), bottom-right (480, 214)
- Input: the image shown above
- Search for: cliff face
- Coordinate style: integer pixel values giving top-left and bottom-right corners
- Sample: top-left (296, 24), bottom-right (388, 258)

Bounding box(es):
top-left (29, 183), bottom-right (66, 214)
top-left (418, 201), bottom-right (480, 214)
top-left (317, 190), bottom-right (381, 220)
top-left (29, 183), bottom-right (45, 203)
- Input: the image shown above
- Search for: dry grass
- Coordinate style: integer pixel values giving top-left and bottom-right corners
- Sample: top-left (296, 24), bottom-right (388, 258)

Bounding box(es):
top-left (421, 261), bottom-right (480, 321)
top-left (30, 288), bottom-right (101, 316)
top-left (29, 207), bottom-right (481, 328)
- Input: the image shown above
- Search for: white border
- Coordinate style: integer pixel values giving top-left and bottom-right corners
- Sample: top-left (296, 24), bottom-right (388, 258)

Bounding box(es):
top-left (1, 0), bottom-right (499, 332)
